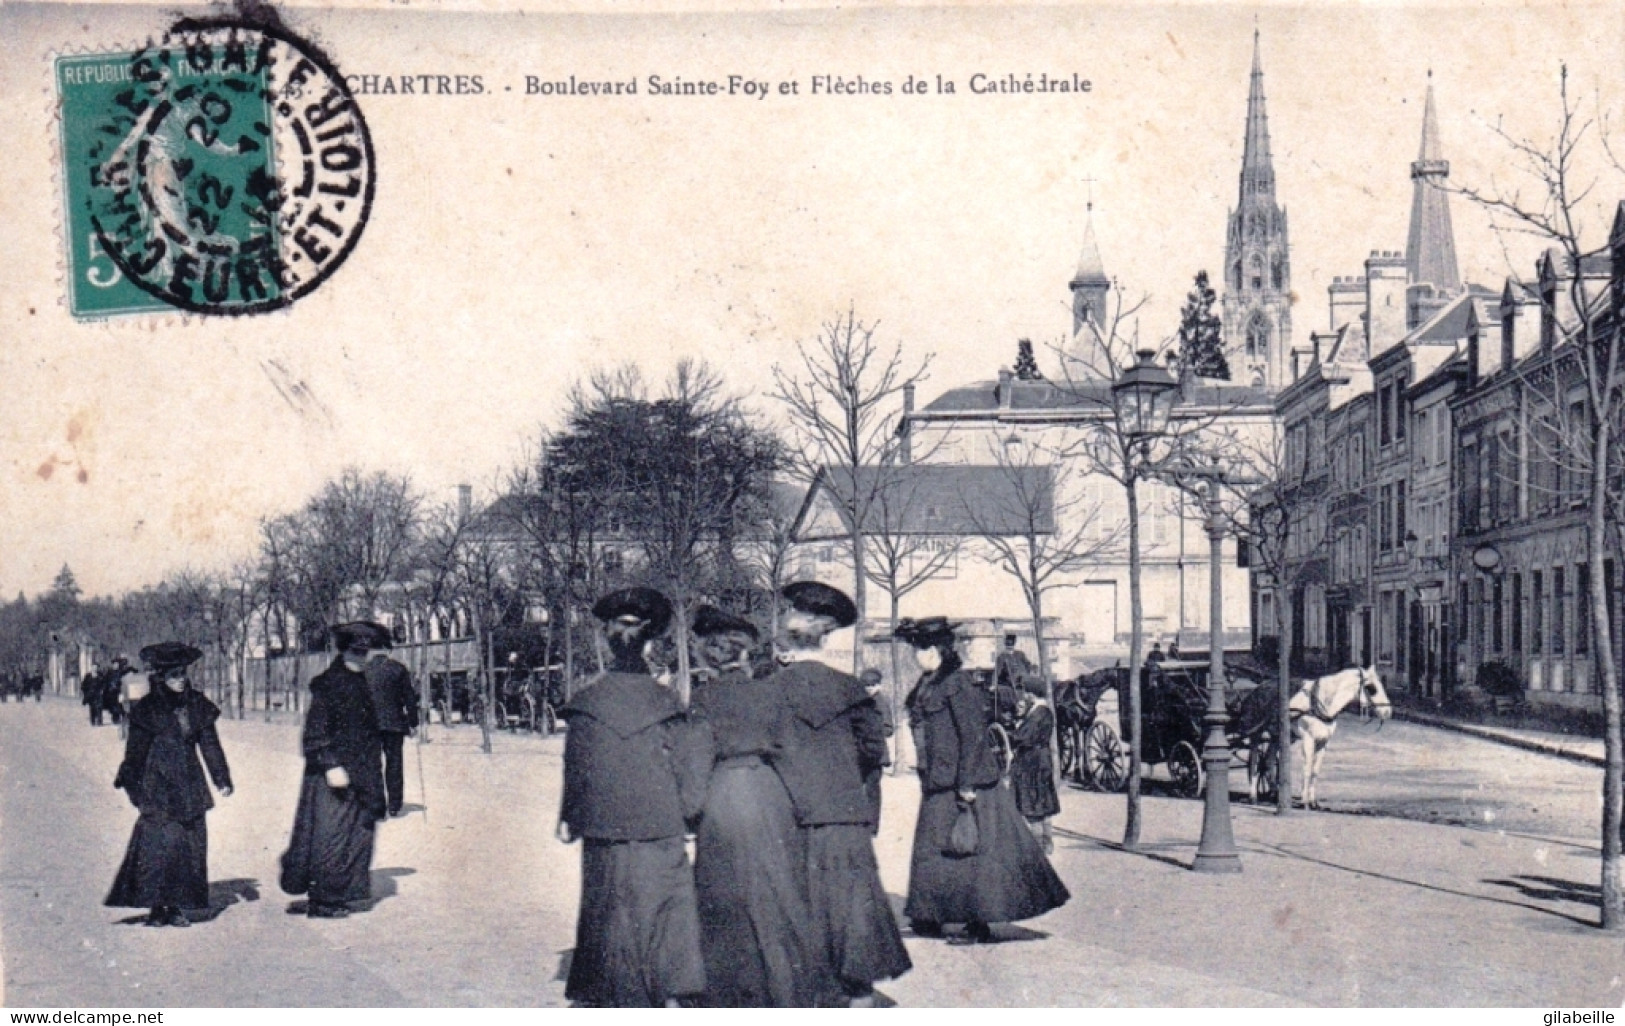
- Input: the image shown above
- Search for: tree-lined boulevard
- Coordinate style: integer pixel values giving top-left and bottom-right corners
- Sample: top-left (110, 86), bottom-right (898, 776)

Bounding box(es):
top-left (2, 697), bottom-right (1619, 1007)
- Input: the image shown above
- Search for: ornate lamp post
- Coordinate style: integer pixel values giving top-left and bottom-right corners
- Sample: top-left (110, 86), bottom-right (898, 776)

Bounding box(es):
top-left (1179, 459), bottom-right (1243, 874)
top-left (1110, 349), bottom-right (1178, 846)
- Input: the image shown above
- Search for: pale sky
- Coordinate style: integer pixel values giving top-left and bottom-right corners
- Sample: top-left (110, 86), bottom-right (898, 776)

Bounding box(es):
top-left (1, 1), bottom-right (1621, 598)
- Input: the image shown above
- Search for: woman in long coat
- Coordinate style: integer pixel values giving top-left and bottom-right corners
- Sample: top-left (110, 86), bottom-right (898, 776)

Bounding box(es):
top-left (688, 605), bottom-right (827, 1007)
top-left (106, 643), bottom-right (233, 927)
top-left (899, 617), bottom-right (1068, 944)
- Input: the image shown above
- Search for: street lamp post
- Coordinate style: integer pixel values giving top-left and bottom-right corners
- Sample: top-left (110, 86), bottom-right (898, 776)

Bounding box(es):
top-left (1110, 348), bottom-right (1178, 848)
top-left (1190, 464), bottom-right (1241, 873)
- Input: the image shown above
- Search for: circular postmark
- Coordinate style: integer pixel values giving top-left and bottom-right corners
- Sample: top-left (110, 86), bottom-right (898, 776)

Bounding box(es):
top-left (82, 18), bottom-right (374, 316)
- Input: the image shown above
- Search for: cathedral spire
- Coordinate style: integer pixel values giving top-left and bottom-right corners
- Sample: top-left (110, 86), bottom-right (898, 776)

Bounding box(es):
top-left (1239, 28), bottom-right (1275, 199)
top-left (1222, 30), bottom-right (1291, 390)
top-left (1405, 73), bottom-right (1461, 292)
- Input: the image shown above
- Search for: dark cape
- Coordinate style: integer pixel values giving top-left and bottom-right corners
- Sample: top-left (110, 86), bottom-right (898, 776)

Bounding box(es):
top-left (106, 687), bottom-right (231, 910)
top-left (690, 670), bottom-right (826, 1007)
top-left (1010, 702), bottom-right (1061, 820)
top-left (904, 665), bottom-right (1069, 927)
top-left (773, 659), bottom-right (911, 994)
top-left (279, 658), bottom-right (385, 904)
top-left (560, 671), bottom-right (707, 1007)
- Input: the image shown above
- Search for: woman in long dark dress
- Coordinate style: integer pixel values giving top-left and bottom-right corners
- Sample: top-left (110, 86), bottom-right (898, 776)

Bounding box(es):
top-left (688, 605), bottom-right (827, 1007)
top-left (899, 617), bottom-right (1068, 944)
top-left (106, 643), bottom-right (233, 927)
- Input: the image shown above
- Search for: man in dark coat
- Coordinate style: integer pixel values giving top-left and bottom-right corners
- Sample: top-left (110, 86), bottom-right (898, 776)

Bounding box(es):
top-left (82, 664), bottom-right (105, 726)
top-left (365, 638), bottom-right (420, 817)
top-left (769, 582), bottom-right (911, 1006)
top-left (557, 587), bottom-right (708, 1008)
top-left (106, 642), bottom-right (233, 927)
top-left (279, 622), bottom-right (389, 919)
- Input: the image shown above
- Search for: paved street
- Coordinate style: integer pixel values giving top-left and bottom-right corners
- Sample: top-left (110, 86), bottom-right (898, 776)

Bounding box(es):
top-left (2, 696), bottom-right (1622, 1007)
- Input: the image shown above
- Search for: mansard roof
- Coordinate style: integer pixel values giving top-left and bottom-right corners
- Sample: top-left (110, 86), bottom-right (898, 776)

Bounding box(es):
top-left (791, 464), bottom-right (1055, 541)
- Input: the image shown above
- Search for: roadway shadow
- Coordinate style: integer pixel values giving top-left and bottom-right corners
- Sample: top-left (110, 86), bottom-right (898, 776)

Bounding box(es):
top-left (554, 949), bottom-right (572, 983)
top-left (1257, 841), bottom-right (1598, 929)
top-left (387, 803), bottom-right (427, 818)
top-left (356, 866), bottom-right (416, 910)
top-left (1483, 874), bottom-right (1600, 906)
top-left (188, 877), bottom-right (260, 923)
top-left (113, 878), bottom-right (261, 924)
top-left (1054, 825), bottom-right (1191, 869)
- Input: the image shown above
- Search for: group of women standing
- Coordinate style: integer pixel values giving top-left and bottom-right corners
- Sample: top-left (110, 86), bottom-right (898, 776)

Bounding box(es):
top-left (559, 583), bottom-right (1070, 1008)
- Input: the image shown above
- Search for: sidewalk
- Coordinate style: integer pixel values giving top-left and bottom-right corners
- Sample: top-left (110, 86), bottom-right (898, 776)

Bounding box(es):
top-left (1393, 705), bottom-right (1606, 767)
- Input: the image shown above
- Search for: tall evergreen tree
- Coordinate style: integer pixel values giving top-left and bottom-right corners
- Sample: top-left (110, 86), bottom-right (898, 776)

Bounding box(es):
top-left (1176, 271), bottom-right (1229, 379)
top-left (1014, 338), bottom-right (1044, 380)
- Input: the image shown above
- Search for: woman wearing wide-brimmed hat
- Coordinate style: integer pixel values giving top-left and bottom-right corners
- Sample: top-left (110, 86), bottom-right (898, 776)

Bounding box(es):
top-left (105, 642), bottom-right (233, 927)
top-left (898, 617), bottom-right (1068, 944)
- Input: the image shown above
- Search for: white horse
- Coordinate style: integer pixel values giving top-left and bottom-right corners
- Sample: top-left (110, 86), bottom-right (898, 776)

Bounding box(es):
top-left (1291, 666), bottom-right (1392, 809)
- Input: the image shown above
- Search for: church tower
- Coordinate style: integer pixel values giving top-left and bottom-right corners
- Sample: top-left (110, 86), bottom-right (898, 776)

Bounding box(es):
top-left (1221, 31), bottom-right (1292, 389)
top-left (1405, 74), bottom-right (1462, 328)
top-left (1069, 202), bottom-right (1111, 335)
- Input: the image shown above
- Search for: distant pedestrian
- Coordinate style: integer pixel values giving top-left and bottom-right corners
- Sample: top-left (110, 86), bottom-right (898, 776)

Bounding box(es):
top-left (771, 582), bottom-right (911, 1006)
top-left (557, 587), bottom-right (707, 1008)
top-left (1009, 682), bottom-right (1060, 854)
top-left (103, 656), bottom-right (131, 728)
top-left (279, 622), bottom-right (389, 919)
top-left (688, 603), bottom-right (824, 1007)
top-left (1147, 641), bottom-right (1167, 664)
top-left (106, 643), bottom-right (233, 928)
top-left (1167, 639), bottom-right (1182, 661)
top-left (82, 664), bottom-right (105, 726)
top-left (365, 638), bottom-right (420, 818)
top-left (899, 616), bottom-right (1068, 945)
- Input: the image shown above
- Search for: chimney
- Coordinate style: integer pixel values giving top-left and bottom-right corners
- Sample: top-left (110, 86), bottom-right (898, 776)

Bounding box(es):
top-left (998, 368), bottom-right (1013, 410)
top-left (1365, 251), bottom-right (1408, 357)
top-left (1328, 275), bottom-right (1365, 331)
top-left (458, 483), bottom-right (472, 524)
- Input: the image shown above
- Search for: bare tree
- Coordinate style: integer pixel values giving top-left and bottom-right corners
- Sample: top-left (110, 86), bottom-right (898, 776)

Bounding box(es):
top-left (1455, 67), bottom-right (1625, 927)
top-left (964, 436), bottom-right (1123, 779)
top-left (1048, 293), bottom-right (1214, 849)
top-left (771, 307), bottom-right (933, 675)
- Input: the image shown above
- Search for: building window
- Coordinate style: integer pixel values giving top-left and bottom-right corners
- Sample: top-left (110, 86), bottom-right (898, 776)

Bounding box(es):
top-left (1379, 386), bottom-right (1392, 446)
top-left (1553, 566), bottom-right (1566, 656)
top-left (1396, 376), bottom-right (1408, 440)
top-left (1578, 562), bottom-right (1591, 656)
top-left (1460, 442), bottom-right (1479, 533)
top-left (1380, 484), bottom-right (1393, 551)
top-left (1532, 571), bottom-right (1544, 655)
top-left (1459, 582), bottom-right (1471, 649)
top-left (1512, 573), bottom-right (1524, 654)
top-left (1396, 479), bottom-right (1407, 543)
top-left (1478, 578), bottom-right (1490, 657)
top-left (1396, 592), bottom-right (1407, 671)
top-left (1492, 577), bottom-right (1504, 654)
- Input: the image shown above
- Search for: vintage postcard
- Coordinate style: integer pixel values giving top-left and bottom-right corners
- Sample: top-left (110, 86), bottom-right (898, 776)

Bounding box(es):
top-left (2, 0), bottom-right (1624, 1011)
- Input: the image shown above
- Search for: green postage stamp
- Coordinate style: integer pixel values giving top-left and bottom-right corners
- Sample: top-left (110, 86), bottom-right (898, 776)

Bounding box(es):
top-left (54, 19), bottom-right (374, 319)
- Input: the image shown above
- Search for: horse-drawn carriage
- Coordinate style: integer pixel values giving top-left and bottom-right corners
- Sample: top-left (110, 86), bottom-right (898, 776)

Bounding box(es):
top-left (1053, 659), bottom-right (1282, 801)
top-left (431, 665), bottom-right (564, 735)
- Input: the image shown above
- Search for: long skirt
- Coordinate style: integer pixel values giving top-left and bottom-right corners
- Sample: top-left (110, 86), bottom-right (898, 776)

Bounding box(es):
top-left (805, 823), bottom-right (912, 994)
top-left (1011, 749), bottom-right (1060, 820)
top-left (279, 774), bottom-right (376, 906)
top-left (105, 810), bottom-right (209, 909)
top-left (567, 835), bottom-right (707, 1007)
top-left (694, 758), bottom-right (824, 1007)
top-left (904, 783), bottom-right (1070, 927)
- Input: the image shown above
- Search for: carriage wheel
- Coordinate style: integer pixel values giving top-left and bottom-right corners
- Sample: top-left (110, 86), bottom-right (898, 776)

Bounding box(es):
top-left (987, 723), bottom-right (1013, 782)
top-left (1255, 738), bottom-right (1280, 805)
top-left (1168, 740), bottom-right (1202, 800)
top-left (522, 694), bottom-right (538, 733)
top-left (1084, 721), bottom-right (1127, 793)
top-left (541, 702), bottom-right (558, 736)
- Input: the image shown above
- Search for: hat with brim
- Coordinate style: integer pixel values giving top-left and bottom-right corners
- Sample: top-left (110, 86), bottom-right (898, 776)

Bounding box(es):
top-left (139, 642), bottom-right (203, 673)
top-left (893, 616), bottom-right (961, 649)
top-left (591, 587), bottom-right (673, 636)
top-left (332, 621), bottom-right (391, 652)
top-left (780, 581), bottom-right (858, 629)
top-left (692, 604), bottom-right (759, 640)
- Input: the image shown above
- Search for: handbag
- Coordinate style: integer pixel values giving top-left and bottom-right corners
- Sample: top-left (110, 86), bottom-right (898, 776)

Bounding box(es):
top-left (944, 799), bottom-right (980, 858)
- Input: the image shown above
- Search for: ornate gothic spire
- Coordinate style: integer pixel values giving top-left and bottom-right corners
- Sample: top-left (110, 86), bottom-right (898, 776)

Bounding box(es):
top-left (1239, 28), bottom-right (1275, 199)
top-left (1405, 74), bottom-right (1461, 292)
